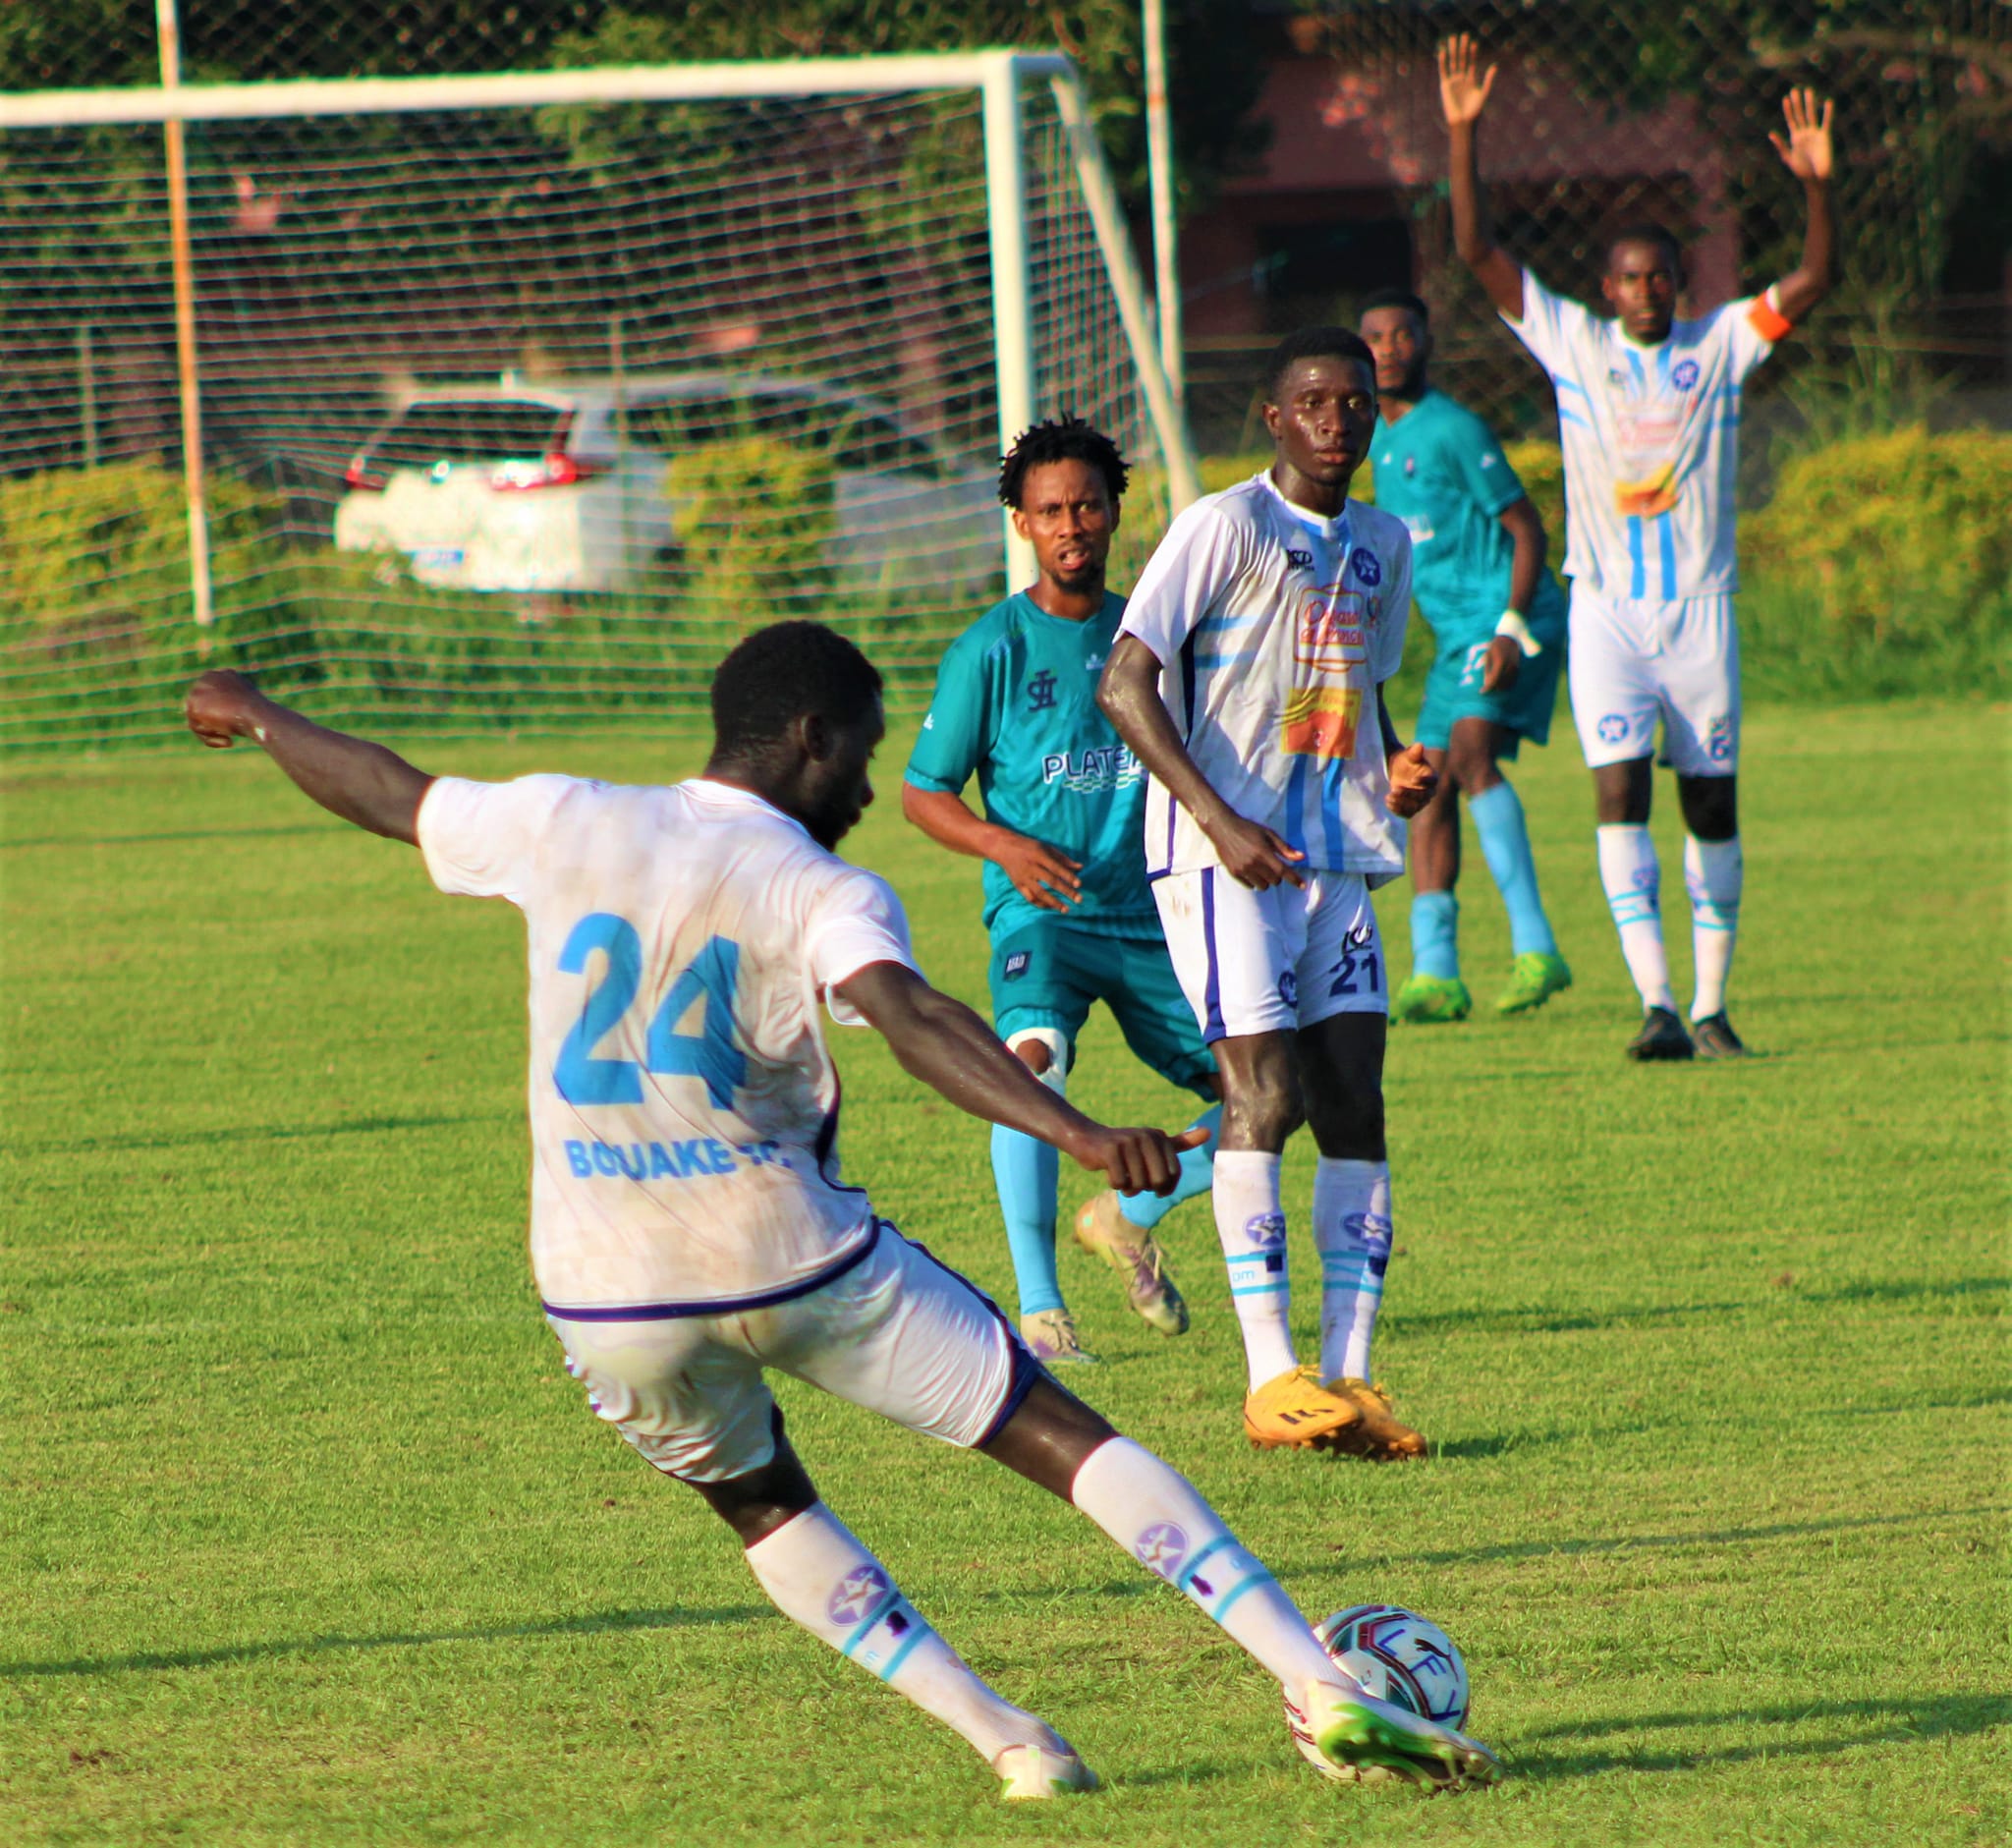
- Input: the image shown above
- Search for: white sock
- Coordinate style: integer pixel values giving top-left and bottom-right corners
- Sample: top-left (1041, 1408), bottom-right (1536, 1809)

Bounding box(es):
top-left (1685, 834), bottom-right (1743, 1021)
top-left (744, 1502), bottom-right (1060, 1764)
top-left (1314, 1158), bottom-right (1391, 1383)
top-left (1596, 824), bottom-right (1677, 1013)
top-left (1071, 1437), bottom-right (1347, 1697)
top-left (1212, 1149), bottom-right (1298, 1390)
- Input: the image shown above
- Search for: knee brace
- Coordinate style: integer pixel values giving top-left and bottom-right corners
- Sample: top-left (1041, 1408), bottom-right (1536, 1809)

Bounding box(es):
top-left (1005, 1027), bottom-right (1071, 1096)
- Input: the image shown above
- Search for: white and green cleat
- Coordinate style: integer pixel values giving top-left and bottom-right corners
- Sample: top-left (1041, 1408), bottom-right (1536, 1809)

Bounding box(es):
top-left (1296, 1680), bottom-right (1502, 1792)
top-left (995, 1743), bottom-right (1099, 1801)
top-left (1494, 950), bottom-right (1573, 1015)
top-left (1391, 974), bottom-right (1474, 1025)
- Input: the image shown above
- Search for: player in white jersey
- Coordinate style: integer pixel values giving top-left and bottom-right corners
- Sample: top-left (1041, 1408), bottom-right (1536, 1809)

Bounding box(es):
top-left (1100, 327), bottom-right (1441, 1462)
top-left (1441, 34), bottom-right (1837, 1060)
top-left (182, 626), bottom-right (1500, 1799)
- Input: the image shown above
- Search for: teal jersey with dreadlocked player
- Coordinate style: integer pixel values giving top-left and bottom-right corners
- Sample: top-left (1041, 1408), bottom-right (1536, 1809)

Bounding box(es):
top-left (904, 590), bottom-right (1156, 943)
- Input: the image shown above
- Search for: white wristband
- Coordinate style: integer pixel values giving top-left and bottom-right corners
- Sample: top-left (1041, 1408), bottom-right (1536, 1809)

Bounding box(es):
top-left (1494, 609), bottom-right (1541, 657)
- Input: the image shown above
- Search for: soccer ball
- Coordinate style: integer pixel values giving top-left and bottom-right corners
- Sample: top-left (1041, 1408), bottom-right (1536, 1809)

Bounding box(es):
top-left (1282, 1604), bottom-right (1471, 1782)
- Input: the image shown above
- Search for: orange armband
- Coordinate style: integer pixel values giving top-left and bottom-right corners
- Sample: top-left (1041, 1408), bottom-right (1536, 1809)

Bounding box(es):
top-left (1747, 292), bottom-right (1793, 342)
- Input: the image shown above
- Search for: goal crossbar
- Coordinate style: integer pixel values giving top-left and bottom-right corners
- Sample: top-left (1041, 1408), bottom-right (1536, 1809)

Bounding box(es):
top-left (2, 48), bottom-right (1201, 593)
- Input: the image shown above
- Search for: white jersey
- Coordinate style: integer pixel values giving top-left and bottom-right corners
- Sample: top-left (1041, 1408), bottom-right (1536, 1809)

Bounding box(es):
top-left (417, 774), bottom-right (918, 1316)
top-left (1503, 268), bottom-right (1791, 600)
top-left (1120, 472), bottom-right (1413, 885)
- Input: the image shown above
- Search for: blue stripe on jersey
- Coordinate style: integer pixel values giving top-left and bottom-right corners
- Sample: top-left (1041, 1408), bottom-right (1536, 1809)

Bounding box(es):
top-left (1654, 342), bottom-right (1672, 389)
top-left (1657, 511), bottom-right (1678, 599)
top-left (1627, 347), bottom-right (1648, 393)
top-left (1628, 516), bottom-right (1647, 598)
top-left (1559, 404), bottom-right (1592, 429)
top-left (1284, 755), bottom-right (1309, 858)
top-left (1320, 757), bottom-right (1346, 868)
top-left (1192, 648), bottom-right (1263, 671)
top-left (1201, 868), bottom-right (1224, 1040)
top-left (1555, 375), bottom-right (1589, 397)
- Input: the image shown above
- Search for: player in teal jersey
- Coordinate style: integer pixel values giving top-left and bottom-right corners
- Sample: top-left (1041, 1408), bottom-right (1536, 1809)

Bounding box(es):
top-left (1360, 289), bottom-right (1573, 1023)
top-left (904, 420), bottom-right (1221, 1366)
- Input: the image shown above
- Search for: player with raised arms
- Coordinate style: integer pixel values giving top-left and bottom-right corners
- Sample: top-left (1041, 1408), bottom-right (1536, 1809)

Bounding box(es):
top-left (1440, 33), bottom-right (1838, 1059)
top-left (182, 630), bottom-right (1499, 1798)
top-left (1099, 328), bottom-right (1438, 1462)
top-left (1358, 287), bottom-right (1572, 1025)
top-left (903, 419), bottom-right (1220, 1366)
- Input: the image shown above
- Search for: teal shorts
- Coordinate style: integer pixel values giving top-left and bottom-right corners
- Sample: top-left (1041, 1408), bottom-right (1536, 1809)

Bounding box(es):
top-left (988, 917), bottom-right (1215, 1096)
top-left (1415, 578), bottom-right (1568, 756)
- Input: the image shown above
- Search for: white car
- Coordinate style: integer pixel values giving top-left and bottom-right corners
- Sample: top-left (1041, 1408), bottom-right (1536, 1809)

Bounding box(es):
top-left (333, 372), bottom-right (1001, 594)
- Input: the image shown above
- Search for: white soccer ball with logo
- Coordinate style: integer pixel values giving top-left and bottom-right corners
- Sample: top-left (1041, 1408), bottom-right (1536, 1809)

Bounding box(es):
top-left (1282, 1605), bottom-right (1471, 1782)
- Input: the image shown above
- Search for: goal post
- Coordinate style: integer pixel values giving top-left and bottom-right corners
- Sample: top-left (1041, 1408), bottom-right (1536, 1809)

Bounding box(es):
top-left (0, 51), bottom-right (1201, 751)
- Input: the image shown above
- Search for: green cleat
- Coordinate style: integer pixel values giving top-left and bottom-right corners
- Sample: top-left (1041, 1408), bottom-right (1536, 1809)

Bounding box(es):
top-left (1297, 1680), bottom-right (1503, 1791)
top-left (1391, 974), bottom-right (1473, 1025)
top-left (1494, 950), bottom-right (1573, 1015)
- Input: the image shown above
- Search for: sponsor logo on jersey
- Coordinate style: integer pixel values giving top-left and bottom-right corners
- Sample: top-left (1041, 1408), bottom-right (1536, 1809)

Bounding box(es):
top-left (1350, 548), bottom-right (1382, 587)
top-left (1597, 713), bottom-right (1630, 744)
top-left (1403, 455), bottom-right (1417, 476)
top-left (1614, 463), bottom-right (1679, 518)
top-left (1277, 969), bottom-right (1299, 1007)
top-left (1401, 515), bottom-right (1436, 545)
top-left (1002, 950), bottom-right (1030, 980)
top-left (828, 1565), bottom-right (892, 1626)
top-left (1040, 743), bottom-right (1143, 793)
top-left (1480, 451), bottom-right (1498, 470)
top-left (1084, 650), bottom-right (1106, 672)
top-left (1608, 367), bottom-right (1629, 387)
top-left (1027, 668), bottom-right (1057, 711)
top-left (1135, 1521), bottom-right (1190, 1579)
top-left (1672, 359), bottom-right (1701, 391)
top-left (1286, 547), bottom-right (1314, 571)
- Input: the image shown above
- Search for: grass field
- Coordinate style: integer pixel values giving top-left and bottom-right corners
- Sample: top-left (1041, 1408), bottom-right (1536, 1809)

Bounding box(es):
top-left (3, 700), bottom-right (2006, 1846)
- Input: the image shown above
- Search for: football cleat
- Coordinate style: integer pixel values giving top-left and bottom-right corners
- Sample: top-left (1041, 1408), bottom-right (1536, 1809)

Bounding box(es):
top-left (1073, 1192), bottom-right (1189, 1336)
top-left (1493, 950), bottom-right (1573, 1015)
top-left (1391, 974), bottom-right (1473, 1025)
top-left (1244, 1365), bottom-right (1366, 1451)
top-left (1019, 1308), bottom-right (1100, 1366)
top-left (995, 1743), bottom-right (1099, 1801)
top-left (1294, 1679), bottom-right (1502, 1792)
top-left (1322, 1377), bottom-right (1428, 1460)
top-left (1625, 1005), bottom-right (1695, 1062)
top-left (1691, 1011), bottom-right (1749, 1059)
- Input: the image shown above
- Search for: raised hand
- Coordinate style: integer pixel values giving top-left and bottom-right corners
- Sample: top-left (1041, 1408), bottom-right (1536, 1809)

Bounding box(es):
top-left (184, 668), bottom-right (265, 749)
top-left (1768, 87), bottom-right (1834, 183)
top-left (1437, 34), bottom-right (1497, 129)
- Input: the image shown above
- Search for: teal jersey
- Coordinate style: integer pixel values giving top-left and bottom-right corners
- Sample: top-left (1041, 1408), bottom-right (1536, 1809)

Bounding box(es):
top-left (1370, 389), bottom-right (1554, 635)
top-left (905, 590), bottom-right (1155, 940)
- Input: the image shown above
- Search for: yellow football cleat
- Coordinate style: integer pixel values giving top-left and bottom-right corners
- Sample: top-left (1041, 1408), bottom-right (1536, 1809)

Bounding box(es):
top-left (1073, 1191), bottom-right (1189, 1336)
top-left (1323, 1376), bottom-right (1428, 1460)
top-left (1243, 1365), bottom-right (1367, 1451)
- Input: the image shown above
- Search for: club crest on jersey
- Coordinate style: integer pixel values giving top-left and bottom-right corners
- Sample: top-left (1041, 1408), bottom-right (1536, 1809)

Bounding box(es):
top-left (1286, 547), bottom-right (1313, 571)
top-left (1672, 359), bottom-right (1701, 391)
top-left (1350, 548), bottom-right (1382, 587)
top-left (1607, 367), bottom-right (1629, 387)
top-left (1027, 668), bottom-right (1057, 711)
top-left (1403, 456), bottom-right (1417, 476)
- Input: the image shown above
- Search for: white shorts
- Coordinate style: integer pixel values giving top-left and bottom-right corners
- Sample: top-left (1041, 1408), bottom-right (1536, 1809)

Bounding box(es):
top-left (546, 1224), bottom-right (1033, 1484)
top-left (1568, 586), bottom-right (1740, 776)
top-left (1153, 867), bottom-right (1385, 1042)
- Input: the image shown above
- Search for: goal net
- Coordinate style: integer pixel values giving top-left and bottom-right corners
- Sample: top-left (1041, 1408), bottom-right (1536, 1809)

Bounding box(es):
top-left (0, 54), bottom-right (1195, 753)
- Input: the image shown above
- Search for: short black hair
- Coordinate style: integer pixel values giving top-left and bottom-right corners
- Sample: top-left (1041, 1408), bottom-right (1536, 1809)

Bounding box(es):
top-left (997, 417), bottom-right (1129, 510)
top-left (1604, 222), bottom-right (1684, 271)
top-left (1359, 288), bottom-right (1430, 327)
top-left (1263, 326), bottom-right (1375, 401)
top-left (709, 621), bottom-right (883, 760)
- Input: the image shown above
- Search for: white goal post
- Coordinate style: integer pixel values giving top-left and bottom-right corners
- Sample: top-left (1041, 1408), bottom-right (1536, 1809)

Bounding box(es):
top-left (0, 50), bottom-right (1200, 628)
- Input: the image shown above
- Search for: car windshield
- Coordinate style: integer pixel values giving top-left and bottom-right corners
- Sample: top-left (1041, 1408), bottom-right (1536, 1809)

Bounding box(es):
top-left (365, 401), bottom-right (570, 472)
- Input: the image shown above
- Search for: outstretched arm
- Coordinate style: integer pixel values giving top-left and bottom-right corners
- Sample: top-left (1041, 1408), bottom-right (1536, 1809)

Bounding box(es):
top-left (1439, 34), bottom-right (1524, 320)
top-left (1097, 635), bottom-right (1305, 890)
top-left (184, 670), bottom-right (432, 844)
top-left (1767, 88), bottom-right (1837, 324)
top-left (832, 960), bottom-right (1202, 1196)
top-left (900, 782), bottom-right (1083, 912)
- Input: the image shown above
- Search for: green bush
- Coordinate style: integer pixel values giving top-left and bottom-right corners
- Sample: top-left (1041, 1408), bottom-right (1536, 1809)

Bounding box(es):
top-left (663, 436), bottom-right (837, 627)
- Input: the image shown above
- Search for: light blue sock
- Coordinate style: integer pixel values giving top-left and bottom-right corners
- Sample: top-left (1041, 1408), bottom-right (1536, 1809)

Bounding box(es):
top-left (1470, 780), bottom-right (1557, 957)
top-left (992, 1124), bottom-right (1063, 1317)
top-left (1118, 1101), bottom-right (1222, 1231)
top-left (1411, 890), bottom-right (1460, 980)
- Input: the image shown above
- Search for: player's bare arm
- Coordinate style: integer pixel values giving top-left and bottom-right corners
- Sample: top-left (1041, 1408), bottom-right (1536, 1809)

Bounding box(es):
top-left (183, 670), bottom-right (432, 844)
top-left (1438, 35), bottom-right (1523, 321)
top-left (1377, 687), bottom-right (1438, 819)
top-left (1767, 87), bottom-right (1838, 323)
top-left (899, 783), bottom-right (1083, 912)
top-left (1484, 495), bottom-right (1549, 693)
top-left (1097, 635), bottom-right (1307, 891)
top-left (832, 959), bottom-right (1203, 1196)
